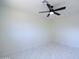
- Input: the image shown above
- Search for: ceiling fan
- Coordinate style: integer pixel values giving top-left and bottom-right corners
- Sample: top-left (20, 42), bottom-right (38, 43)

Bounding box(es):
top-left (39, 0), bottom-right (66, 17)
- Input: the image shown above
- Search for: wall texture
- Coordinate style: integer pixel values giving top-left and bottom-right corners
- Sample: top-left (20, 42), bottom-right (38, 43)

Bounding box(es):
top-left (50, 15), bottom-right (79, 48)
top-left (0, 7), bottom-right (51, 57)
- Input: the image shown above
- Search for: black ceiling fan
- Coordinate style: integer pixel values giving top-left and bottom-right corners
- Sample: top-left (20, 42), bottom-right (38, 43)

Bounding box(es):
top-left (39, 0), bottom-right (66, 17)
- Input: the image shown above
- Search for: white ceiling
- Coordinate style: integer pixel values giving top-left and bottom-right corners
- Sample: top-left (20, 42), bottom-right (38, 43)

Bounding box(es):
top-left (3, 0), bottom-right (79, 19)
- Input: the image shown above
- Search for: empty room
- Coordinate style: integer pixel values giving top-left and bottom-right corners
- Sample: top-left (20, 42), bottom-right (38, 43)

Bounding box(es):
top-left (0, 0), bottom-right (79, 59)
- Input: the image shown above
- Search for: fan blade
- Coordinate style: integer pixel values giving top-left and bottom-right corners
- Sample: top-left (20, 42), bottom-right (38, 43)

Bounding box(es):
top-left (39, 11), bottom-right (49, 13)
top-left (47, 4), bottom-right (51, 9)
top-left (54, 12), bottom-right (61, 15)
top-left (47, 4), bottom-right (53, 10)
top-left (54, 7), bottom-right (66, 11)
top-left (47, 14), bottom-right (50, 17)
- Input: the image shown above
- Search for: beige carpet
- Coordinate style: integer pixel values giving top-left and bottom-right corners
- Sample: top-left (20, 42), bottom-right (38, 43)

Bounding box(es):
top-left (1, 43), bottom-right (79, 59)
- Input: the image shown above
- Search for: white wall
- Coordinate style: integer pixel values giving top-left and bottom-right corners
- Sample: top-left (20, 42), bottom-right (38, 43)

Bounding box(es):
top-left (0, 7), bottom-right (51, 57)
top-left (51, 16), bottom-right (79, 48)
top-left (1, 8), bottom-right (79, 57)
